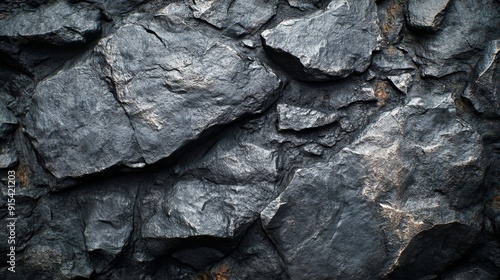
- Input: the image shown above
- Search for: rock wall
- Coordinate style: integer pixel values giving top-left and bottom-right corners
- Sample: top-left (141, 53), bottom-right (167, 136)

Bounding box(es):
top-left (0, 0), bottom-right (499, 279)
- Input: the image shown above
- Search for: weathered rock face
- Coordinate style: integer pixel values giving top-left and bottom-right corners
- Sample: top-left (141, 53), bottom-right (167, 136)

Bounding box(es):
top-left (1, 0), bottom-right (500, 279)
top-left (24, 56), bottom-right (141, 178)
top-left (97, 17), bottom-right (281, 165)
top-left (262, 0), bottom-right (380, 81)
top-left (405, 0), bottom-right (451, 32)
top-left (190, 0), bottom-right (278, 36)
top-left (0, 1), bottom-right (101, 46)
top-left (463, 40), bottom-right (500, 118)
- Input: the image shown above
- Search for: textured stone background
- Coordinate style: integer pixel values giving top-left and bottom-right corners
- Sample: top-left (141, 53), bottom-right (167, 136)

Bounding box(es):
top-left (0, 0), bottom-right (499, 279)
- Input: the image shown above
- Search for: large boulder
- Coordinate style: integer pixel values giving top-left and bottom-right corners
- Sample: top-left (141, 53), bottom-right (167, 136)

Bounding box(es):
top-left (261, 95), bottom-right (486, 279)
top-left (25, 14), bottom-right (281, 178)
top-left (97, 16), bottom-right (281, 165)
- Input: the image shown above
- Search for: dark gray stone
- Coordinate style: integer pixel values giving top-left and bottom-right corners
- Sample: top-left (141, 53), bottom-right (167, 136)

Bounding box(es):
top-left (463, 40), bottom-right (500, 117)
top-left (261, 164), bottom-right (388, 280)
top-left (403, 0), bottom-right (500, 77)
top-left (262, 0), bottom-right (380, 81)
top-left (142, 178), bottom-right (276, 241)
top-left (190, 0), bottom-right (278, 36)
top-left (0, 1), bottom-right (101, 46)
top-left (0, 144), bottom-right (18, 169)
top-left (97, 17), bottom-right (281, 165)
top-left (262, 95), bottom-right (486, 280)
top-left (199, 223), bottom-right (288, 280)
top-left (3, 0), bottom-right (500, 279)
top-left (0, 100), bottom-right (17, 139)
top-left (24, 56), bottom-right (142, 178)
top-left (276, 103), bottom-right (339, 131)
top-left (286, 0), bottom-right (323, 11)
top-left (406, 0), bottom-right (451, 32)
top-left (79, 0), bottom-right (149, 18)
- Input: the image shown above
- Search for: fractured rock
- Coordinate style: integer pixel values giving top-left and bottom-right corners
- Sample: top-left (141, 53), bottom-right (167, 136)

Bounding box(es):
top-left (276, 103), bottom-right (339, 131)
top-left (404, 0), bottom-right (500, 77)
top-left (0, 100), bottom-right (17, 139)
top-left (463, 40), bottom-right (500, 117)
top-left (141, 138), bottom-right (278, 253)
top-left (24, 56), bottom-right (141, 178)
top-left (286, 0), bottom-right (324, 11)
top-left (98, 17), bottom-right (281, 165)
top-left (405, 0), bottom-right (451, 32)
top-left (24, 15), bottom-right (281, 178)
top-left (141, 178), bottom-right (276, 241)
top-left (190, 0), bottom-right (278, 36)
top-left (261, 164), bottom-right (388, 280)
top-left (262, 0), bottom-right (380, 81)
top-left (261, 95), bottom-right (486, 279)
top-left (0, 1), bottom-right (101, 46)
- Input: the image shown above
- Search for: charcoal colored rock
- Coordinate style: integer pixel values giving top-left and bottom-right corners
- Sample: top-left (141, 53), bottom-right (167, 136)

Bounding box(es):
top-left (3, 0), bottom-right (500, 279)
top-left (261, 164), bottom-right (388, 280)
top-left (405, 0), bottom-right (451, 32)
top-left (24, 56), bottom-right (141, 178)
top-left (0, 100), bottom-right (17, 139)
top-left (463, 40), bottom-right (500, 117)
top-left (79, 0), bottom-right (149, 18)
top-left (286, 0), bottom-right (323, 11)
top-left (98, 17), bottom-right (281, 165)
top-left (0, 1), bottom-right (101, 46)
top-left (262, 96), bottom-right (486, 280)
top-left (141, 138), bottom-right (278, 248)
top-left (190, 0), bottom-right (278, 36)
top-left (403, 0), bottom-right (500, 77)
top-left (262, 0), bottom-right (380, 81)
top-left (276, 103), bottom-right (339, 131)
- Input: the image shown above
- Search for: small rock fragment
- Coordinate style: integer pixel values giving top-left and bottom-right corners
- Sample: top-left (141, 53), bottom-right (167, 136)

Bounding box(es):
top-left (276, 104), bottom-right (339, 131)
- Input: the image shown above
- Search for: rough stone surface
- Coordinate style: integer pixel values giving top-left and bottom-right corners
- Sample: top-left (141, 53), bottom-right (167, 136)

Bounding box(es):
top-left (24, 56), bottom-right (141, 178)
top-left (190, 0), bottom-right (278, 36)
top-left (463, 40), bottom-right (500, 117)
top-left (403, 0), bottom-right (500, 77)
top-left (1, 0), bottom-right (500, 279)
top-left (0, 1), bottom-right (101, 46)
top-left (276, 103), bottom-right (339, 131)
top-left (406, 0), bottom-right (451, 32)
top-left (286, 0), bottom-right (324, 11)
top-left (262, 0), bottom-right (380, 81)
top-left (97, 17), bottom-right (281, 165)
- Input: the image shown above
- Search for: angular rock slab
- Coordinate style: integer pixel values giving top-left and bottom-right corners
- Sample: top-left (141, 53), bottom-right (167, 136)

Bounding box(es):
top-left (404, 0), bottom-right (500, 77)
top-left (262, 0), bottom-right (380, 81)
top-left (0, 1), bottom-right (101, 46)
top-left (98, 17), bottom-right (281, 165)
top-left (276, 103), bottom-right (339, 131)
top-left (25, 16), bottom-right (281, 178)
top-left (463, 40), bottom-right (500, 117)
top-left (142, 179), bottom-right (276, 240)
top-left (0, 100), bottom-right (18, 139)
top-left (286, 0), bottom-right (324, 11)
top-left (190, 0), bottom-right (278, 36)
top-left (25, 56), bottom-right (141, 178)
top-left (261, 164), bottom-right (388, 280)
top-left (261, 96), bottom-right (486, 279)
top-left (405, 0), bottom-right (451, 32)
top-left (141, 139), bottom-right (278, 254)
